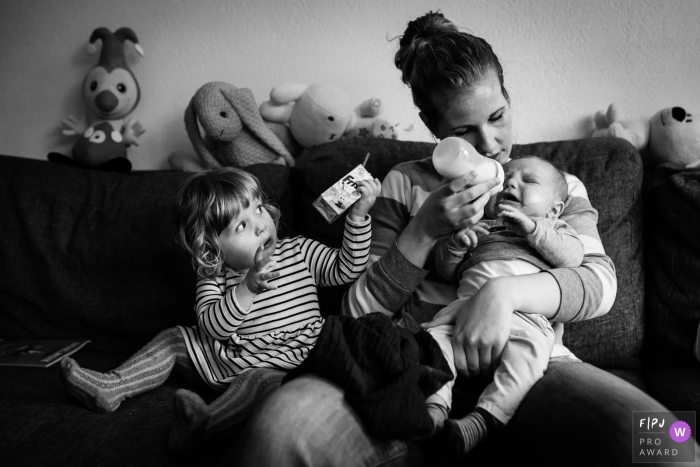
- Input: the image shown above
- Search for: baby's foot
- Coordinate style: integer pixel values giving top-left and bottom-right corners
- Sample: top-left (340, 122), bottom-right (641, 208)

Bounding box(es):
top-left (439, 410), bottom-right (503, 458)
top-left (58, 357), bottom-right (121, 413)
top-left (169, 389), bottom-right (211, 456)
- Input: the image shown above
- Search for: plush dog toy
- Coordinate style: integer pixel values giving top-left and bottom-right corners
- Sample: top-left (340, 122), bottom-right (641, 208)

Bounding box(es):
top-left (592, 103), bottom-right (700, 168)
top-left (174, 81), bottom-right (296, 171)
top-left (49, 27), bottom-right (145, 173)
top-left (259, 83), bottom-right (398, 149)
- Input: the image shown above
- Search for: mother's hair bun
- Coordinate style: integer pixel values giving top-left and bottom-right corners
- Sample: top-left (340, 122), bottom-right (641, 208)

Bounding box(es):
top-left (395, 11), bottom-right (458, 84)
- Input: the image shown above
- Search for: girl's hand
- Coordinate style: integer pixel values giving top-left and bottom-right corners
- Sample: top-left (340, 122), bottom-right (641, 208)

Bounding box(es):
top-left (413, 173), bottom-right (502, 242)
top-left (422, 277), bottom-right (515, 380)
top-left (497, 204), bottom-right (536, 237)
top-left (348, 178), bottom-right (382, 222)
top-left (243, 246), bottom-right (279, 294)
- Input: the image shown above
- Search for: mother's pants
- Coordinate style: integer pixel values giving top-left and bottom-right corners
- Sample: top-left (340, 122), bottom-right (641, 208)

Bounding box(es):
top-left (229, 359), bottom-right (699, 467)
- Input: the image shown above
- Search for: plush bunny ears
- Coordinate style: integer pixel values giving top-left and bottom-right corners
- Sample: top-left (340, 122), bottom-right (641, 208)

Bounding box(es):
top-left (86, 27), bottom-right (144, 72)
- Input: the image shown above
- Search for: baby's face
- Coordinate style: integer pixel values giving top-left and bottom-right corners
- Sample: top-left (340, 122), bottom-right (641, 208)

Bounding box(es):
top-left (494, 158), bottom-right (560, 218)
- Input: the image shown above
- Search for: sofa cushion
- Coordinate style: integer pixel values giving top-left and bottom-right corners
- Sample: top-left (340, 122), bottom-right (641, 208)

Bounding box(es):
top-left (642, 165), bottom-right (700, 368)
top-left (0, 155), bottom-right (290, 352)
top-left (302, 137), bottom-right (644, 369)
top-left (296, 138), bottom-right (436, 246)
top-left (0, 350), bottom-right (226, 466)
top-left (511, 138), bottom-right (644, 370)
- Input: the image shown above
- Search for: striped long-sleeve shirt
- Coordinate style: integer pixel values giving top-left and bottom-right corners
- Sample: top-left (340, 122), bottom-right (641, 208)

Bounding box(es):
top-left (179, 215), bottom-right (371, 390)
top-left (343, 157), bottom-right (616, 354)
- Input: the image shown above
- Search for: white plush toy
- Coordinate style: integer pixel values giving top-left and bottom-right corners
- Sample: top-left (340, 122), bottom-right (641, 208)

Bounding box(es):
top-left (259, 83), bottom-right (399, 149)
top-left (592, 103), bottom-right (700, 168)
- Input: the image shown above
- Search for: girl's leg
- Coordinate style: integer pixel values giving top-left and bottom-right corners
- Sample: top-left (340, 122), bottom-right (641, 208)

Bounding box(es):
top-left (169, 367), bottom-right (285, 455)
top-left (59, 327), bottom-right (189, 413)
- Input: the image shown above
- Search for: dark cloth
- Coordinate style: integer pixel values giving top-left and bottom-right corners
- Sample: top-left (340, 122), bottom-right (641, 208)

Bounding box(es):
top-left (285, 312), bottom-right (453, 439)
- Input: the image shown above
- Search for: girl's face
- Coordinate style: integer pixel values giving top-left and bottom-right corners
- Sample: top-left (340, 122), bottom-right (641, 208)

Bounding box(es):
top-left (217, 198), bottom-right (277, 272)
top-left (424, 71), bottom-right (514, 165)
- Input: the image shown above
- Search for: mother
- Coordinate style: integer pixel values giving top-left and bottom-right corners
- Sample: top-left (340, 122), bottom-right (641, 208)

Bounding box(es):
top-left (235, 11), bottom-right (671, 466)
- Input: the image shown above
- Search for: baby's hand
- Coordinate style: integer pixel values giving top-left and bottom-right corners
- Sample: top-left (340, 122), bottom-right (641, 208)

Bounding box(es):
top-left (497, 205), bottom-right (536, 237)
top-left (243, 246), bottom-right (280, 294)
top-left (348, 178), bottom-right (381, 222)
top-left (449, 221), bottom-right (490, 250)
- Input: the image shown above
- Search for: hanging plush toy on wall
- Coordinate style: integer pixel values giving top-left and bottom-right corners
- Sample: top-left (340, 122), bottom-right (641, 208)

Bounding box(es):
top-left (48, 27), bottom-right (145, 173)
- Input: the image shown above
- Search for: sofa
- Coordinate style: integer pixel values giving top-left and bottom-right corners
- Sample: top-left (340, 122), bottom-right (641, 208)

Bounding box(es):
top-left (1, 136), bottom-right (698, 466)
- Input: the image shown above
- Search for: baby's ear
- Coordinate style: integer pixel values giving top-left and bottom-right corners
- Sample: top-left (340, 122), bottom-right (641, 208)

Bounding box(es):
top-left (547, 200), bottom-right (565, 219)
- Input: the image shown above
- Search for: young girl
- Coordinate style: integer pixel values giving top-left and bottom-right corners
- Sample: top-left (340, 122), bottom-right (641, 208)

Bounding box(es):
top-left (59, 166), bottom-right (381, 454)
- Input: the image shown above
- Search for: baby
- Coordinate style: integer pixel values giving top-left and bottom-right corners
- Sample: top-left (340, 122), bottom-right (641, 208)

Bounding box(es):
top-left (426, 155), bottom-right (584, 456)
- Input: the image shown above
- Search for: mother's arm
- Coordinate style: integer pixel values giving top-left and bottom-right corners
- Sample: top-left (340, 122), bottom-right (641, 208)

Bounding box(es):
top-left (546, 173), bottom-right (617, 322)
top-left (343, 166), bottom-right (499, 318)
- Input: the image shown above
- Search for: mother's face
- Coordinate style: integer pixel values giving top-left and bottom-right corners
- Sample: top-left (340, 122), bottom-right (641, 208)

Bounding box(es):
top-left (423, 71), bottom-right (514, 164)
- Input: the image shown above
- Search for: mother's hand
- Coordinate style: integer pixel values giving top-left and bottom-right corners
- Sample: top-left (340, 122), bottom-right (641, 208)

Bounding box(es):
top-left (413, 173), bottom-right (501, 241)
top-left (422, 277), bottom-right (515, 380)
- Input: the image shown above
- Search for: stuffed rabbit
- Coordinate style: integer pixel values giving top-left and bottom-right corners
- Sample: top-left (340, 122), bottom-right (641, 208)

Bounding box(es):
top-left (182, 81), bottom-right (295, 169)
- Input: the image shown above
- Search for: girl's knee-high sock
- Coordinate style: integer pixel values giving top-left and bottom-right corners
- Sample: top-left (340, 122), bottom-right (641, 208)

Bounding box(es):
top-left (59, 328), bottom-right (188, 413)
top-left (168, 368), bottom-right (285, 455)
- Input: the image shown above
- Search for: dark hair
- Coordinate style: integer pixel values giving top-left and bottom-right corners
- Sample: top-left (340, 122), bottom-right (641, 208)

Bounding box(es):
top-left (394, 11), bottom-right (509, 126)
top-left (516, 155), bottom-right (569, 203)
top-left (174, 167), bottom-right (280, 279)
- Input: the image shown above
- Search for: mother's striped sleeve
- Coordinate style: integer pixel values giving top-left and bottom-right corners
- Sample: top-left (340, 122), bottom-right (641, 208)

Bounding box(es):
top-left (548, 174), bottom-right (617, 323)
top-left (343, 168), bottom-right (429, 319)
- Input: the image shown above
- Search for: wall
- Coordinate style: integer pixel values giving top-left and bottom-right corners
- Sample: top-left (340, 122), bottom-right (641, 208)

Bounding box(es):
top-left (1, 0), bottom-right (698, 170)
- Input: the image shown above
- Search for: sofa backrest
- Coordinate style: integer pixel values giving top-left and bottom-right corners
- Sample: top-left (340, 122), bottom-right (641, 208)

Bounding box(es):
top-left (299, 137), bottom-right (644, 370)
top-left (0, 155), bottom-right (290, 353)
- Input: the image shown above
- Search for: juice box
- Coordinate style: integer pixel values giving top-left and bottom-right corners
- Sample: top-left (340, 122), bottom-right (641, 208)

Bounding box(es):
top-left (313, 158), bottom-right (373, 223)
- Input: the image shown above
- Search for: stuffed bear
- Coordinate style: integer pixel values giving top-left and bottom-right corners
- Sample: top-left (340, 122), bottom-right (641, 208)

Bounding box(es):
top-left (259, 83), bottom-right (398, 149)
top-left (591, 103), bottom-right (700, 168)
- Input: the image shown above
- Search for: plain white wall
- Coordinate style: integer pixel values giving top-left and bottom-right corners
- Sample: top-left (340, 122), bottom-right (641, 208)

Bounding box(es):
top-left (1, 0), bottom-right (698, 170)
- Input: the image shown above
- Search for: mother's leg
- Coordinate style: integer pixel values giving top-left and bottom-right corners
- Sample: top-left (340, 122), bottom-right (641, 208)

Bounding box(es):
top-left (465, 359), bottom-right (700, 466)
top-left (228, 374), bottom-right (408, 467)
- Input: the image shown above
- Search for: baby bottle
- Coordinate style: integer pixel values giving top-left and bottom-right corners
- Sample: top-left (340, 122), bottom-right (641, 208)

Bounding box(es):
top-left (432, 137), bottom-right (504, 192)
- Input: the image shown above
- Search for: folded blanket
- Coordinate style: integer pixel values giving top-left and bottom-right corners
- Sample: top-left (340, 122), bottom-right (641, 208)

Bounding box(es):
top-left (285, 312), bottom-right (453, 439)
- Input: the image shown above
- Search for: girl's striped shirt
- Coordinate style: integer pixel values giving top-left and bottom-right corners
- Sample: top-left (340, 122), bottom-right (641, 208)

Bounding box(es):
top-left (179, 216), bottom-right (371, 390)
